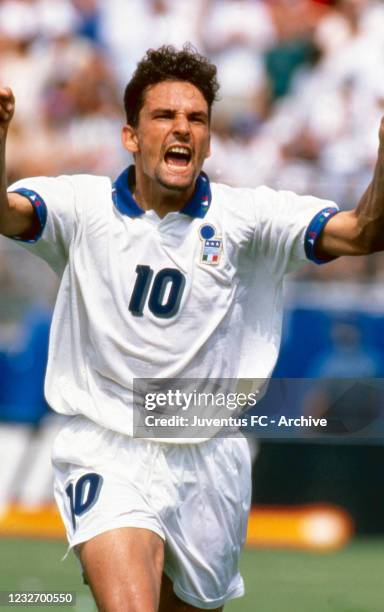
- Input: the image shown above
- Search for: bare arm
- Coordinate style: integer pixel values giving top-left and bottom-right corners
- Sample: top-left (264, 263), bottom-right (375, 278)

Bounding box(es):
top-left (0, 87), bottom-right (36, 237)
top-left (316, 118), bottom-right (384, 258)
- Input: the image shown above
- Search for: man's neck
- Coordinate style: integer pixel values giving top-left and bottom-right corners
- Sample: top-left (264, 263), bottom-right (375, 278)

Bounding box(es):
top-left (133, 170), bottom-right (195, 218)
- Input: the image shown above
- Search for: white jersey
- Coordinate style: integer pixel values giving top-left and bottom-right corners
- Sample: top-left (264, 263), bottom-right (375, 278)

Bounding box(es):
top-left (8, 167), bottom-right (338, 439)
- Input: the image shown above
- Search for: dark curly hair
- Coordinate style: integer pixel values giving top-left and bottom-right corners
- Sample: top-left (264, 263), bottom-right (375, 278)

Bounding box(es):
top-left (124, 44), bottom-right (220, 127)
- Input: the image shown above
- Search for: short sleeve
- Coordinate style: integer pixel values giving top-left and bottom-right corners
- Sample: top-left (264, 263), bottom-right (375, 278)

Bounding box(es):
top-left (253, 187), bottom-right (339, 276)
top-left (7, 175), bottom-right (77, 276)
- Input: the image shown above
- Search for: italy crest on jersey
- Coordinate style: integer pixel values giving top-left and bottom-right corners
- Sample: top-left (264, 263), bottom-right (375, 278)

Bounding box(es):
top-left (199, 224), bottom-right (222, 265)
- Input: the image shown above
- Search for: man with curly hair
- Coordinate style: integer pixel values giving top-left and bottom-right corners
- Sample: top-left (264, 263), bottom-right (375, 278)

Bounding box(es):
top-left (1, 44), bottom-right (384, 611)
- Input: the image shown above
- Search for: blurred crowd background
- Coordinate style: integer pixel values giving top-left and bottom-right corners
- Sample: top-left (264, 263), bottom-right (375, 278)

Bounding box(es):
top-left (1, 0), bottom-right (384, 530)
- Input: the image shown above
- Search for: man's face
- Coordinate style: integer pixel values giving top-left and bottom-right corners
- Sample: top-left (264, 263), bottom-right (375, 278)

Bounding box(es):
top-left (122, 80), bottom-right (211, 193)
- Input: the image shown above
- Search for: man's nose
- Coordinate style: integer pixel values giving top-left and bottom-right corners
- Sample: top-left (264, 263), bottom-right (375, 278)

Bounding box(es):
top-left (172, 114), bottom-right (190, 137)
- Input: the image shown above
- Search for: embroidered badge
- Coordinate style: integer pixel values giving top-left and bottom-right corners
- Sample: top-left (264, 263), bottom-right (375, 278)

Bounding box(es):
top-left (199, 224), bottom-right (222, 265)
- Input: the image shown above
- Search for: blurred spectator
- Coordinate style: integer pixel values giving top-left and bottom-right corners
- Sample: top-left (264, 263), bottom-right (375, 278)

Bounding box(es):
top-left (99, 0), bottom-right (205, 89)
top-left (303, 320), bottom-right (384, 435)
top-left (265, 0), bottom-right (326, 99)
top-left (307, 320), bottom-right (384, 378)
top-left (0, 307), bottom-right (51, 424)
top-left (202, 0), bottom-right (275, 121)
top-left (41, 44), bottom-right (124, 175)
top-left (72, 0), bottom-right (102, 44)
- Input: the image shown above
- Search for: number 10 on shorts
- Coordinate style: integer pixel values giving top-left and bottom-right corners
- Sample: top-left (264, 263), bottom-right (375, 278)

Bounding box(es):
top-left (65, 473), bottom-right (103, 529)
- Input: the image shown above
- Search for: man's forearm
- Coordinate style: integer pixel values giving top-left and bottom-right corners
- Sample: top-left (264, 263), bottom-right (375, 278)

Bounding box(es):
top-left (0, 87), bottom-right (34, 237)
top-left (354, 123), bottom-right (384, 253)
top-left (0, 89), bottom-right (16, 232)
top-left (316, 120), bottom-right (384, 258)
top-left (0, 137), bottom-right (14, 229)
top-left (0, 134), bottom-right (23, 236)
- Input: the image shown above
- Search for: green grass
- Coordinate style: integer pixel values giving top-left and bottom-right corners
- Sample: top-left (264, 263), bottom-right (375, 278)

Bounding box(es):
top-left (228, 541), bottom-right (384, 612)
top-left (0, 539), bottom-right (93, 612)
top-left (0, 538), bottom-right (383, 612)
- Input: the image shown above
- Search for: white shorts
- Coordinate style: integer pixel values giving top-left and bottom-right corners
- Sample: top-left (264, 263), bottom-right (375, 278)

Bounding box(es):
top-left (52, 415), bottom-right (252, 610)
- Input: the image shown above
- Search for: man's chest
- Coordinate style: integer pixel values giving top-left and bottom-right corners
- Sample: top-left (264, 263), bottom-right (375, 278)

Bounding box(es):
top-left (72, 213), bottom-right (242, 324)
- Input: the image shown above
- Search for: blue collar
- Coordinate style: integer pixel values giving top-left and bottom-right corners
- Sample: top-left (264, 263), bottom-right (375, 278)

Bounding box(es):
top-left (112, 166), bottom-right (212, 219)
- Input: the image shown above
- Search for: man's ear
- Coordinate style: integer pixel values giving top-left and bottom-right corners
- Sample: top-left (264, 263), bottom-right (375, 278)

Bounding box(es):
top-left (122, 124), bottom-right (139, 154)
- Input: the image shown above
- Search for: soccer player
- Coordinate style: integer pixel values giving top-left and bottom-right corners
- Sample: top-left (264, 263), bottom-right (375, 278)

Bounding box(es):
top-left (0, 45), bottom-right (384, 611)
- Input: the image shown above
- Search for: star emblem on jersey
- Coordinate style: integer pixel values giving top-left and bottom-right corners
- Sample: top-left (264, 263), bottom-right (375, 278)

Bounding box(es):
top-left (199, 224), bottom-right (222, 265)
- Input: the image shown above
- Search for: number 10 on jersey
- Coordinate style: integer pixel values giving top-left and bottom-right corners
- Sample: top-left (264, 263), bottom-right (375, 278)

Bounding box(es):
top-left (129, 265), bottom-right (186, 319)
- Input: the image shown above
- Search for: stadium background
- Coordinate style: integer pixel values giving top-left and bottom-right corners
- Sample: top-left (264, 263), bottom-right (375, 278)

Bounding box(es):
top-left (1, 0), bottom-right (384, 610)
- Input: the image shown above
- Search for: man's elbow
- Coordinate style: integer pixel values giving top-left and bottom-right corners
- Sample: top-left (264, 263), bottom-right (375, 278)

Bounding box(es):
top-left (0, 196), bottom-right (17, 235)
top-left (0, 202), bottom-right (13, 236)
top-left (0, 193), bottom-right (34, 237)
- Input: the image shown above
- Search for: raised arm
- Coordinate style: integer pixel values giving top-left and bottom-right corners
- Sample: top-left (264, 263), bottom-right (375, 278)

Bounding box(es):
top-left (316, 118), bottom-right (384, 258)
top-left (0, 87), bottom-right (36, 237)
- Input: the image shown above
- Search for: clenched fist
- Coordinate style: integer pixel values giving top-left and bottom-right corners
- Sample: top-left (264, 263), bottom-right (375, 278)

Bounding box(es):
top-left (0, 87), bottom-right (15, 134)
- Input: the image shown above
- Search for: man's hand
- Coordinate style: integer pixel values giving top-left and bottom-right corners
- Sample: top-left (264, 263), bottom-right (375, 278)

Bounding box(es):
top-left (0, 87), bottom-right (15, 136)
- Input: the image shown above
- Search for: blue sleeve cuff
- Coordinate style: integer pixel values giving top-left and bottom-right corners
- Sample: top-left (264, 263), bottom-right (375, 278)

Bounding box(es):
top-left (9, 188), bottom-right (47, 243)
top-left (305, 207), bottom-right (340, 265)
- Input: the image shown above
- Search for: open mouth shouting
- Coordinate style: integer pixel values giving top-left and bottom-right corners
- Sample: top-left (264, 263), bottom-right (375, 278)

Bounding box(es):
top-left (164, 145), bottom-right (192, 170)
